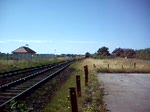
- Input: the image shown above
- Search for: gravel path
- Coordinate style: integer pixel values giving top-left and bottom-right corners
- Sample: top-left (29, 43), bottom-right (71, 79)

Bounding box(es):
top-left (98, 73), bottom-right (150, 112)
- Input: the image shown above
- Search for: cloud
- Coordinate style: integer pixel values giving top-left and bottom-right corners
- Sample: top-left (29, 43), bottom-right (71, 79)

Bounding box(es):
top-left (0, 41), bottom-right (7, 43)
top-left (5, 40), bottom-right (53, 43)
top-left (0, 40), bottom-right (98, 44)
top-left (65, 41), bottom-right (98, 44)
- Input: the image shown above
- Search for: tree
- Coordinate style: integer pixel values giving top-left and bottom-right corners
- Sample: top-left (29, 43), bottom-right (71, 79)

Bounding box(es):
top-left (135, 48), bottom-right (150, 60)
top-left (97, 46), bottom-right (110, 56)
top-left (112, 48), bottom-right (124, 57)
top-left (123, 49), bottom-right (135, 58)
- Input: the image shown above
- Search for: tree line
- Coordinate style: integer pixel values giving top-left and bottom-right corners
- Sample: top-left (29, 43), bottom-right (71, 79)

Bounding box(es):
top-left (90, 46), bottom-right (150, 60)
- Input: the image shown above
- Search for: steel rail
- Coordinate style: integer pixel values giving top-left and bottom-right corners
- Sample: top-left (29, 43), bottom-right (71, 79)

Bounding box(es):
top-left (0, 61), bottom-right (67, 86)
top-left (0, 60), bottom-right (74, 111)
top-left (0, 61), bottom-right (62, 78)
top-left (0, 61), bottom-right (68, 89)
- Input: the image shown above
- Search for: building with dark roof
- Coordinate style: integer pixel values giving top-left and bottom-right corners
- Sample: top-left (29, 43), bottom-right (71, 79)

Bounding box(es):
top-left (12, 46), bottom-right (36, 60)
top-left (12, 46), bottom-right (36, 54)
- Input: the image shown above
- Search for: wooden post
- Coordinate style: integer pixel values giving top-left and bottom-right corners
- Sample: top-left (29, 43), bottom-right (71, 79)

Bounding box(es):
top-left (76, 75), bottom-right (81, 97)
top-left (134, 62), bottom-right (136, 69)
top-left (108, 64), bottom-right (109, 69)
top-left (93, 64), bottom-right (96, 68)
top-left (122, 65), bottom-right (123, 69)
top-left (69, 87), bottom-right (78, 112)
top-left (7, 53), bottom-right (8, 63)
top-left (17, 54), bottom-right (18, 67)
top-left (84, 65), bottom-right (88, 86)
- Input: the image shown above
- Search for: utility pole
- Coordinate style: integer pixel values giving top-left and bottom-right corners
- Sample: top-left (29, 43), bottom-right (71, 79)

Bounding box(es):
top-left (54, 49), bottom-right (56, 58)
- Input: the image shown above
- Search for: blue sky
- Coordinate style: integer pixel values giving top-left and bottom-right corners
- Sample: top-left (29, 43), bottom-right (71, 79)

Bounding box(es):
top-left (0, 0), bottom-right (149, 54)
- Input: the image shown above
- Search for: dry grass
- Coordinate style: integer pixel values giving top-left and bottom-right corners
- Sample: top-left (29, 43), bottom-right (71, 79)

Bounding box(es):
top-left (44, 62), bottom-right (81, 112)
top-left (88, 58), bottom-right (150, 73)
top-left (0, 57), bottom-right (71, 73)
top-left (0, 60), bottom-right (16, 73)
top-left (5, 58), bottom-right (148, 111)
top-left (44, 59), bottom-right (106, 112)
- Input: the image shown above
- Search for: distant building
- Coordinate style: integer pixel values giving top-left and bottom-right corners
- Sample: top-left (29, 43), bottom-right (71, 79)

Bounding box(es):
top-left (12, 46), bottom-right (36, 60)
top-left (12, 46), bottom-right (36, 54)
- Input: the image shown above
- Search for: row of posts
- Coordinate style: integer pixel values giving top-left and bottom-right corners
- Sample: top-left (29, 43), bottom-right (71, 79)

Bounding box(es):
top-left (69, 62), bottom-right (137, 112)
top-left (107, 62), bottom-right (136, 69)
top-left (69, 65), bottom-right (89, 112)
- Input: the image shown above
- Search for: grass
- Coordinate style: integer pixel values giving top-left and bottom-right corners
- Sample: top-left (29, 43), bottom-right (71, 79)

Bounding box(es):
top-left (44, 59), bottom-right (106, 112)
top-left (44, 62), bottom-right (81, 112)
top-left (43, 58), bottom-right (150, 112)
top-left (91, 58), bottom-right (150, 73)
top-left (3, 58), bottom-right (149, 111)
top-left (0, 59), bottom-right (51, 73)
top-left (0, 57), bottom-right (73, 73)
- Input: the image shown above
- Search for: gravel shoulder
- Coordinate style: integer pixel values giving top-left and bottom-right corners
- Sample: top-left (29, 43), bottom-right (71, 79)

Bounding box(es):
top-left (98, 73), bottom-right (150, 112)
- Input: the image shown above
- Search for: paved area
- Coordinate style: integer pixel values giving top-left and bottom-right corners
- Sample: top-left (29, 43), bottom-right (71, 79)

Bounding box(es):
top-left (98, 73), bottom-right (150, 112)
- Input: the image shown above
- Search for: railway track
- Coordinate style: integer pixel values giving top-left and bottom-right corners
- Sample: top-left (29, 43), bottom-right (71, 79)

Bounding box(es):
top-left (0, 60), bottom-right (75, 111)
top-left (0, 61), bottom-right (63, 86)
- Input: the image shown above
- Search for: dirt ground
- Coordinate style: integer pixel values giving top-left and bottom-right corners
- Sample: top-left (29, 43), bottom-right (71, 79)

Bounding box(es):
top-left (98, 73), bottom-right (150, 112)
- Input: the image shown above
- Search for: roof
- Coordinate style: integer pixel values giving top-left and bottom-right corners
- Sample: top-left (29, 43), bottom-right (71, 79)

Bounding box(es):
top-left (12, 46), bottom-right (36, 54)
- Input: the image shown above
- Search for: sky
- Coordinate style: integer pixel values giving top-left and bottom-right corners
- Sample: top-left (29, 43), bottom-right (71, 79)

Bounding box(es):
top-left (0, 0), bottom-right (150, 54)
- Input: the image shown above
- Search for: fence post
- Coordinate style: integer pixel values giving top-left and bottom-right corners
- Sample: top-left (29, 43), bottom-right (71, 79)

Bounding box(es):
top-left (7, 53), bottom-right (8, 63)
top-left (134, 62), bottom-right (136, 69)
top-left (76, 75), bottom-right (81, 97)
top-left (69, 87), bottom-right (78, 112)
top-left (84, 65), bottom-right (88, 86)
top-left (93, 64), bottom-right (96, 68)
top-left (17, 54), bottom-right (19, 67)
top-left (108, 64), bottom-right (109, 69)
top-left (122, 65), bottom-right (123, 69)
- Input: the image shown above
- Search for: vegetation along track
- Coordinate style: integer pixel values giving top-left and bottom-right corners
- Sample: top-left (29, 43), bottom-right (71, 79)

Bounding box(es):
top-left (0, 60), bottom-right (75, 111)
top-left (0, 61), bottom-right (66, 86)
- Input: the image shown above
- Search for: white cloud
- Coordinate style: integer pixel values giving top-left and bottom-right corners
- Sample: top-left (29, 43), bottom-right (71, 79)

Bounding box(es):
top-left (0, 39), bottom-right (101, 44)
top-left (6, 40), bottom-right (53, 43)
top-left (0, 41), bottom-right (7, 43)
top-left (65, 40), bottom-right (98, 44)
